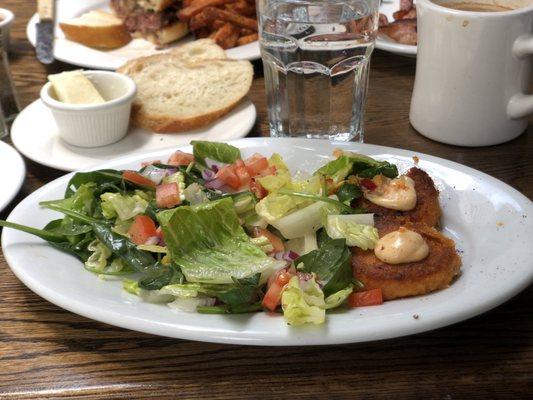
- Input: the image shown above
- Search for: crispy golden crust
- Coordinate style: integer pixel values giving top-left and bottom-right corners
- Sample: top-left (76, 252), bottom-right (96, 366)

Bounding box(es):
top-left (353, 167), bottom-right (441, 227)
top-left (352, 220), bottom-right (461, 300)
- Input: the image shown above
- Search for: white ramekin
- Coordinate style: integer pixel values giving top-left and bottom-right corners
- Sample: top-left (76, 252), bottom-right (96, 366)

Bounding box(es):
top-left (0, 8), bottom-right (14, 51)
top-left (40, 70), bottom-right (137, 148)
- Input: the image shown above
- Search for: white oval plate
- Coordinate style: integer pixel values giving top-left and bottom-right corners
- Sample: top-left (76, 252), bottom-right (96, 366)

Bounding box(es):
top-left (376, 0), bottom-right (417, 57)
top-left (0, 141), bottom-right (25, 213)
top-left (26, 0), bottom-right (260, 70)
top-left (11, 99), bottom-right (255, 172)
top-left (2, 138), bottom-right (532, 346)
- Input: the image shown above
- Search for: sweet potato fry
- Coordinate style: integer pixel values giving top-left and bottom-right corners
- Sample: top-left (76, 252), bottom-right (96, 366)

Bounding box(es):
top-left (210, 23), bottom-right (240, 49)
top-left (202, 7), bottom-right (258, 31)
top-left (189, 9), bottom-right (210, 31)
top-left (240, 28), bottom-right (254, 36)
top-left (178, 0), bottom-right (234, 21)
top-left (225, 0), bottom-right (256, 17)
top-left (236, 33), bottom-right (258, 46)
top-left (192, 27), bottom-right (211, 38)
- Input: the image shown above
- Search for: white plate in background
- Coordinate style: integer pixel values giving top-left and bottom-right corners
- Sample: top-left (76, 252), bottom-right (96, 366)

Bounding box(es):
top-left (2, 138), bottom-right (532, 346)
top-left (0, 141), bottom-right (25, 213)
top-left (11, 99), bottom-right (256, 172)
top-left (26, 0), bottom-right (260, 70)
top-left (376, 0), bottom-right (418, 57)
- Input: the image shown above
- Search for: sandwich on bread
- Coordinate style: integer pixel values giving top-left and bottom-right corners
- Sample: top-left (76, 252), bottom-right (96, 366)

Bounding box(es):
top-left (59, 10), bottom-right (132, 49)
top-left (110, 0), bottom-right (188, 45)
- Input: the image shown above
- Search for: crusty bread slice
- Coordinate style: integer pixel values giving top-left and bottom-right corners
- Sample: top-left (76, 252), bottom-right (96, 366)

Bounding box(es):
top-left (169, 39), bottom-right (227, 62)
top-left (118, 53), bottom-right (253, 133)
top-left (59, 10), bottom-right (132, 49)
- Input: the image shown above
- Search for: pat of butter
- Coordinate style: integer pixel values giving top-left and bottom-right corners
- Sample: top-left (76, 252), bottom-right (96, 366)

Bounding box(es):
top-left (48, 70), bottom-right (105, 104)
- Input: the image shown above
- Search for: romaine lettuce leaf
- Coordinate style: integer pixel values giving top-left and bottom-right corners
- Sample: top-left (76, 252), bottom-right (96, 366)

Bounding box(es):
top-left (159, 198), bottom-right (284, 283)
top-left (281, 275), bottom-right (326, 326)
top-left (191, 141), bottom-right (241, 166)
top-left (325, 215), bottom-right (378, 250)
top-left (257, 170), bottom-right (291, 192)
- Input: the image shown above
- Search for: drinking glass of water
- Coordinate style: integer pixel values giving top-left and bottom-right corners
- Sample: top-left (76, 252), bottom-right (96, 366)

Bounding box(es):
top-left (257, 0), bottom-right (380, 142)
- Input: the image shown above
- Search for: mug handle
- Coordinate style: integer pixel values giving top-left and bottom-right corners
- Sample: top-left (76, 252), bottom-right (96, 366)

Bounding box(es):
top-left (507, 35), bottom-right (533, 119)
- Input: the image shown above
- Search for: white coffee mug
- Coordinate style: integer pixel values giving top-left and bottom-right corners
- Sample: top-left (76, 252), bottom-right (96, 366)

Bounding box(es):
top-left (410, 0), bottom-right (533, 147)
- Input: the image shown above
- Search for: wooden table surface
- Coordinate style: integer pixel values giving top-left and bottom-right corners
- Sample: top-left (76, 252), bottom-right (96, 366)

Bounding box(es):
top-left (1, 2), bottom-right (532, 399)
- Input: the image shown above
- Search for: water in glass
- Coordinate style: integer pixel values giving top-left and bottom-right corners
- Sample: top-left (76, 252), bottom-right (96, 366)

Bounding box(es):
top-left (257, 0), bottom-right (380, 141)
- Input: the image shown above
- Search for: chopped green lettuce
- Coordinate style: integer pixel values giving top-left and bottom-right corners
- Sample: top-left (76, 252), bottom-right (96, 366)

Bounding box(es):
top-left (324, 285), bottom-right (353, 309)
top-left (255, 175), bottom-right (322, 222)
top-left (281, 275), bottom-right (326, 326)
top-left (285, 233), bottom-right (318, 256)
top-left (315, 155), bottom-right (353, 183)
top-left (325, 215), bottom-right (378, 250)
top-left (269, 153), bottom-right (289, 172)
top-left (257, 170), bottom-right (291, 192)
top-left (159, 198), bottom-right (284, 283)
top-left (100, 191), bottom-right (150, 221)
top-left (123, 278), bottom-right (141, 295)
top-left (269, 199), bottom-right (339, 239)
top-left (85, 239), bottom-right (111, 272)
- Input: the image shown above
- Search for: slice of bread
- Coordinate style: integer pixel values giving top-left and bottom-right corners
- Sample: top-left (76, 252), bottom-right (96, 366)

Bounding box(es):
top-left (59, 10), bottom-right (132, 49)
top-left (118, 50), bottom-right (253, 133)
top-left (169, 39), bottom-right (227, 62)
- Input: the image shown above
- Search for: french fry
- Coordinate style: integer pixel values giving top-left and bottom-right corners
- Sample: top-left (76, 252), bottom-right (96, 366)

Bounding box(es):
top-left (178, 0), bottom-right (234, 21)
top-left (189, 9), bottom-right (210, 31)
top-left (236, 33), bottom-right (258, 46)
top-left (212, 19), bottom-right (225, 29)
top-left (210, 23), bottom-right (240, 49)
top-left (202, 7), bottom-right (258, 31)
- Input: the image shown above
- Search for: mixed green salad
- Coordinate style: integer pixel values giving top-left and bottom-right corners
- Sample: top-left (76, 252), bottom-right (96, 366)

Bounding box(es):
top-left (0, 141), bottom-right (399, 326)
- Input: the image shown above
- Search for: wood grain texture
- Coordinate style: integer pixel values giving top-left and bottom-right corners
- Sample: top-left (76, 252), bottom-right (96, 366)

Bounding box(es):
top-left (0, 1), bottom-right (532, 399)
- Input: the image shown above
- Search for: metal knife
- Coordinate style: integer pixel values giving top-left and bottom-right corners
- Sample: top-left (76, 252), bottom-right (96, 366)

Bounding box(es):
top-left (36, 0), bottom-right (55, 64)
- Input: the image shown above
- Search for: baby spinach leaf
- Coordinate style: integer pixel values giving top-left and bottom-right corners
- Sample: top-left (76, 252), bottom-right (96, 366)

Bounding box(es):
top-left (295, 237), bottom-right (352, 297)
top-left (65, 170), bottom-right (124, 197)
top-left (138, 263), bottom-right (185, 290)
top-left (191, 141), bottom-right (241, 166)
top-left (336, 183), bottom-right (363, 203)
top-left (213, 273), bottom-right (262, 309)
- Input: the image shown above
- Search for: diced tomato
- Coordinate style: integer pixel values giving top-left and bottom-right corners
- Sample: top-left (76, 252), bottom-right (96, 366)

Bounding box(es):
top-left (216, 165), bottom-right (241, 189)
top-left (128, 215), bottom-right (157, 245)
top-left (348, 288), bottom-right (383, 307)
top-left (244, 153), bottom-right (269, 177)
top-left (233, 160), bottom-right (251, 187)
top-left (252, 227), bottom-right (284, 253)
top-left (167, 150), bottom-right (194, 166)
top-left (250, 180), bottom-right (267, 199)
top-left (360, 178), bottom-right (377, 191)
top-left (123, 170), bottom-right (156, 188)
top-left (156, 182), bottom-right (181, 208)
top-left (141, 160), bottom-right (162, 167)
top-left (263, 269), bottom-right (294, 311)
top-left (256, 165), bottom-right (277, 178)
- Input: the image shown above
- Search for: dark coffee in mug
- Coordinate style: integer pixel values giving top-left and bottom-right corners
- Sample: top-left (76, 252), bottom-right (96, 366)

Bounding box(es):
top-left (433, 1), bottom-right (514, 11)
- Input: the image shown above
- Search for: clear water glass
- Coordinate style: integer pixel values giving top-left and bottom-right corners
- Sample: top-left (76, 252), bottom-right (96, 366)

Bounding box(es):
top-left (257, 0), bottom-right (380, 142)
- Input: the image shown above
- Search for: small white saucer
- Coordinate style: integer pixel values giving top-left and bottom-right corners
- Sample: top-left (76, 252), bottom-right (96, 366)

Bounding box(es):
top-left (0, 140), bottom-right (25, 213)
top-left (11, 99), bottom-right (256, 172)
